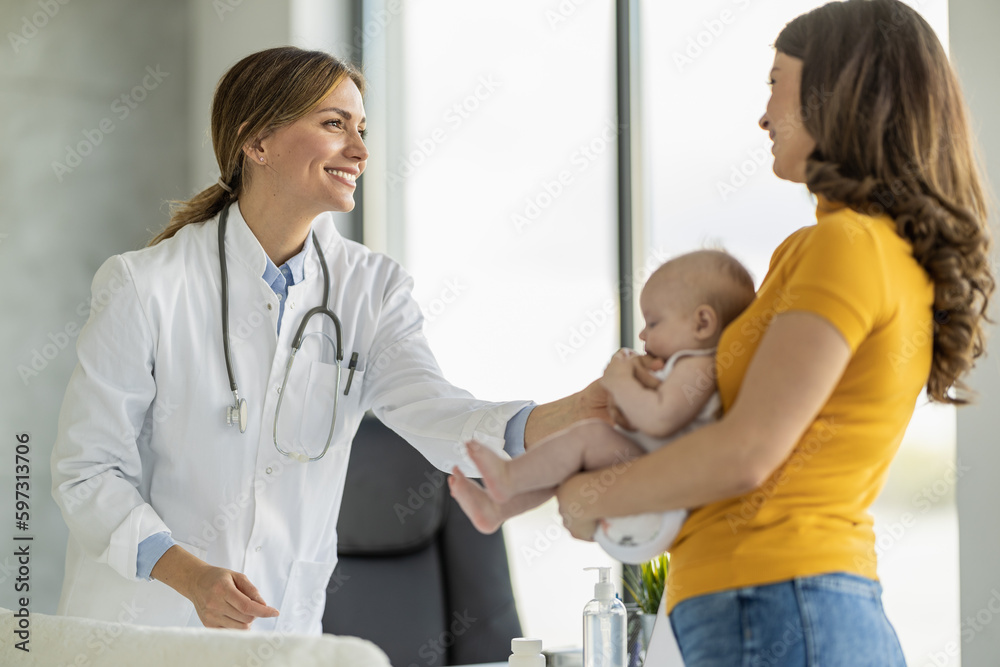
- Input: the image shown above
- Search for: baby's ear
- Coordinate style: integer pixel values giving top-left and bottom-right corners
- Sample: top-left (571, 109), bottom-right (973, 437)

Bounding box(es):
top-left (693, 305), bottom-right (719, 339)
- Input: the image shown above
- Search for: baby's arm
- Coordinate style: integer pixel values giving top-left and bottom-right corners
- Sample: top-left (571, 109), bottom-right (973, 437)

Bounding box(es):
top-left (602, 352), bottom-right (716, 438)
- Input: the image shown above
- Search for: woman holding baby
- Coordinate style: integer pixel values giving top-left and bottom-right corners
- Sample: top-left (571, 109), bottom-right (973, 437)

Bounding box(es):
top-left (551, 1), bottom-right (994, 664)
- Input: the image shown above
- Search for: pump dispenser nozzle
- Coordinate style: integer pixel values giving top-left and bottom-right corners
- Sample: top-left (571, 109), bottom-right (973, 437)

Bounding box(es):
top-left (584, 566), bottom-right (615, 601)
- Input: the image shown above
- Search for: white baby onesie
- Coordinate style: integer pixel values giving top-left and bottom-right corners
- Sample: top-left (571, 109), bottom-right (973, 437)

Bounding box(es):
top-left (595, 348), bottom-right (719, 564)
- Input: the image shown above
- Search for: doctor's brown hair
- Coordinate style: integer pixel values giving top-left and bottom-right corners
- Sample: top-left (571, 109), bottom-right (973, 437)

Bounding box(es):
top-left (776, 0), bottom-right (994, 404)
top-left (150, 47), bottom-right (365, 245)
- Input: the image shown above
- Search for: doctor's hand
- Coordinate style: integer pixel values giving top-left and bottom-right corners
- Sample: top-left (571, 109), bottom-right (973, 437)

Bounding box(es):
top-left (151, 545), bottom-right (279, 630)
top-left (187, 565), bottom-right (281, 630)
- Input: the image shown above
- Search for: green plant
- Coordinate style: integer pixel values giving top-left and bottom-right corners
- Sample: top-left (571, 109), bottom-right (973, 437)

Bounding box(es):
top-left (622, 553), bottom-right (669, 614)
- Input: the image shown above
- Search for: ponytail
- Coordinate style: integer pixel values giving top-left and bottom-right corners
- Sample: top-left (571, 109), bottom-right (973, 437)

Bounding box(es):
top-left (148, 46), bottom-right (364, 246)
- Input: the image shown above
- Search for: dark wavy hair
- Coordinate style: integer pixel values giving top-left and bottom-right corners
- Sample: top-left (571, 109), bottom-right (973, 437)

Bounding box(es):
top-left (776, 0), bottom-right (995, 404)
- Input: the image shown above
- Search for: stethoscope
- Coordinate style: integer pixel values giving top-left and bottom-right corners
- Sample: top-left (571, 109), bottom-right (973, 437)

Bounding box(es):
top-left (218, 203), bottom-right (359, 462)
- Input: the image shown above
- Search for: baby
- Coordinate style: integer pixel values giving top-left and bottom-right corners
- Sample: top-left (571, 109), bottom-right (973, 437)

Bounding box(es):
top-left (448, 250), bottom-right (756, 563)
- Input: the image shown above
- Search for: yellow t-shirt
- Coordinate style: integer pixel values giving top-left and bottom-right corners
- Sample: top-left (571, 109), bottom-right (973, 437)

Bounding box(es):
top-left (666, 197), bottom-right (934, 613)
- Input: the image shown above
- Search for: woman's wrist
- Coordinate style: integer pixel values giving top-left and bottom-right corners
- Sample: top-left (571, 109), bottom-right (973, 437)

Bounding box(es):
top-left (151, 545), bottom-right (204, 600)
top-left (557, 471), bottom-right (604, 522)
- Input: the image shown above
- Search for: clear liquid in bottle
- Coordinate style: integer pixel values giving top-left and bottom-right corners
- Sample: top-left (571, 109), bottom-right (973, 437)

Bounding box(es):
top-left (583, 597), bottom-right (627, 667)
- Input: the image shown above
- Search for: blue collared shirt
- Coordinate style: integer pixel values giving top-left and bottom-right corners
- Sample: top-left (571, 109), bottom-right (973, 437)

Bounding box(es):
top-left (260, 240), bottom-right (309, 334)
top-left (135, 238), bottom-right (536, 580)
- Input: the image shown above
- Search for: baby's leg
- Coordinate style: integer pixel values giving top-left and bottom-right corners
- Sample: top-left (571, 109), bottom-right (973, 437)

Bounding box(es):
top-left (448, 466), bottom-right (554, 534)
top-left (467, 419), bottom-right (646, 504)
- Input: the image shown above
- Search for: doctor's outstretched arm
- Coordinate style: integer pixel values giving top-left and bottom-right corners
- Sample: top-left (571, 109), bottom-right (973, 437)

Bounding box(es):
top-left (359, 262), bottom-right (626, 470)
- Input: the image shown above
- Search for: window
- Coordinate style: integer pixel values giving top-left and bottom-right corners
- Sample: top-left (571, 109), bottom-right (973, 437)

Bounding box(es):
top-left (383, 0), bottom-right (622, 646)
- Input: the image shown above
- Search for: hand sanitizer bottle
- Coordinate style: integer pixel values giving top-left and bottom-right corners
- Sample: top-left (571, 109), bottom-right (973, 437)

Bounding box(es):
top-left (583, 566), bottom-right (626, 667)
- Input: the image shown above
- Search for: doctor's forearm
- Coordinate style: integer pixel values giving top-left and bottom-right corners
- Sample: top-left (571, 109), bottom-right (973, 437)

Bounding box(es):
top-left (523, 381), bottom-right (610, 449)
top-left (150, 545), bottom-right (205, 598)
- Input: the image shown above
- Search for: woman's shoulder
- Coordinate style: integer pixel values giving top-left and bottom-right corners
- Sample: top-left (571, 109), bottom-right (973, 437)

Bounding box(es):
top-left (120, 219), bottom-right (213, 271)
top-left (808, 205), bottom-right (909, 266)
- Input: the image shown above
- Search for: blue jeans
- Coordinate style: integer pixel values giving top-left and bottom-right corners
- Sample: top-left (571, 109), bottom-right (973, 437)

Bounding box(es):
top-left (668, 573), bottom-right (907, 666)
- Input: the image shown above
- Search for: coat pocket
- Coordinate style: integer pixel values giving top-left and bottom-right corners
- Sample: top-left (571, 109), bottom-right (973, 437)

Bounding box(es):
top-left (275, 559), bottom-right (337, 635)
top-left (297, 360), bottom-right (364, 452)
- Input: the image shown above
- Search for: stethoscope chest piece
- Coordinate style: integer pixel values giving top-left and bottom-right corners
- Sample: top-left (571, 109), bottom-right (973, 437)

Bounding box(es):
top-left (227, 393), bottom-right (247, 433)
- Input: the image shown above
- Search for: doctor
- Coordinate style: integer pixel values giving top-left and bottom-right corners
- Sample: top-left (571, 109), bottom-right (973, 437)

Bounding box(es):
top-left (51, 46), bottom-right (606, 634)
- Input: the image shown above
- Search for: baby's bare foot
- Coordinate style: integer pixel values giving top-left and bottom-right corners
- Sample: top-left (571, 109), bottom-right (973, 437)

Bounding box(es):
top-left (465, 440), bottom-right (515, 504)
top-left (448, 467), bottom-right (504, 534)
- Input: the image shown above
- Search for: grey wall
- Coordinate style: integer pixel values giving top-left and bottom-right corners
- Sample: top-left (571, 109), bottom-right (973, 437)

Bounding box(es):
top-left (0, 0), bottom-right (189, 613)
top-left (952, 1), bottom-right (1000, 665)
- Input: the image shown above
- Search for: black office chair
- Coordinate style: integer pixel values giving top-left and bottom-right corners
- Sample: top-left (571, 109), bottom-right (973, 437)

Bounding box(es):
top-left (323, 415), bottom-right (523, 666)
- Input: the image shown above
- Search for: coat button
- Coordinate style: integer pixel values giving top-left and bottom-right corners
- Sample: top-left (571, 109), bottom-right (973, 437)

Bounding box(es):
top-left (255, 546), bottom-right (262, 552)
top-left (267, 303), bottom-right (273, 310)
top-left (266, 467), bottom-right (273, 474)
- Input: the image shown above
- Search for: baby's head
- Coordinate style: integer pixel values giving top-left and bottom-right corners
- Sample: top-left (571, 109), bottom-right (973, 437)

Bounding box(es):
top-left (639, 250), bottom-right (755, 360)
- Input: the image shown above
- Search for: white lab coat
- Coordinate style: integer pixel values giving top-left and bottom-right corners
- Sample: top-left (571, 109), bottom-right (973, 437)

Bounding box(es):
top-left (51, 202), bottom-right (530, 634)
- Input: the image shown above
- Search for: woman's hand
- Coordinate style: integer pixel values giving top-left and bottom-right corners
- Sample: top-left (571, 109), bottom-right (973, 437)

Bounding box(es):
top-left (151, 545), bottom-right (279, 630)
top-left (556, 473), bottom-right (600, 541)
top-left (185, 564), bottom-right (280, 630)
